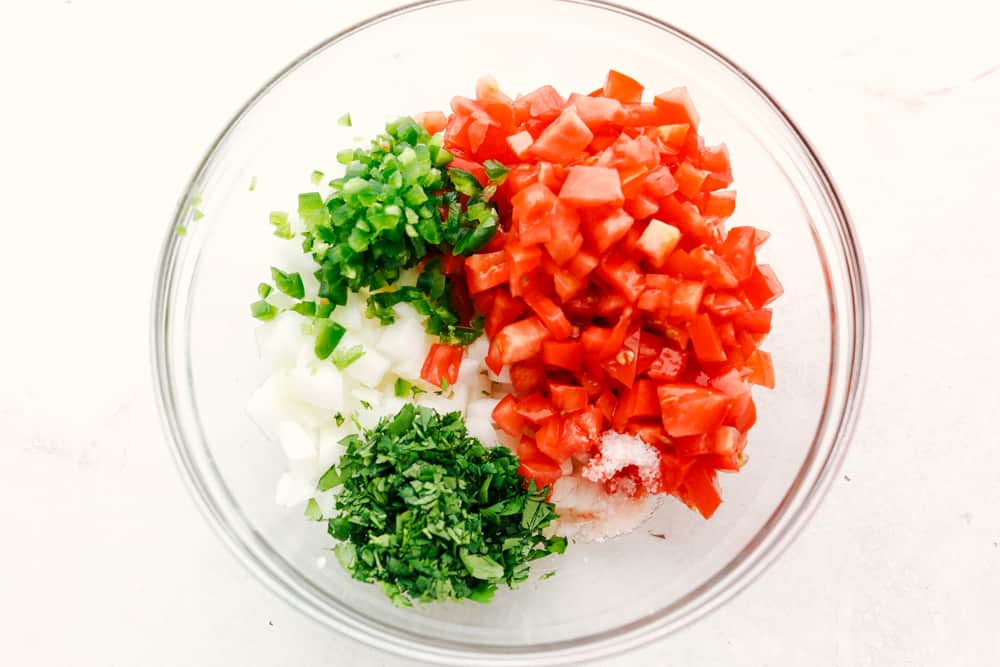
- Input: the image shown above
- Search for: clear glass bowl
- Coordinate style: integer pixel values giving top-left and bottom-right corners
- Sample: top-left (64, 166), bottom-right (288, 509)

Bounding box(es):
top-left (151, 1), bottom-right (869, 663)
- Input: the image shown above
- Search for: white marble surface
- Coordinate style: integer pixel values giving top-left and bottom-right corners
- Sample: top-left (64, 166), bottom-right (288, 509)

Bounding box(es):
top-left (2, 0), bottom-right (998, 665)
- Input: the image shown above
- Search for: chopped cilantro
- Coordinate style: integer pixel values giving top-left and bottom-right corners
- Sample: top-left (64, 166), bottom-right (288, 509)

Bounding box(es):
top-left (320, 404), bottom-right (564, 606)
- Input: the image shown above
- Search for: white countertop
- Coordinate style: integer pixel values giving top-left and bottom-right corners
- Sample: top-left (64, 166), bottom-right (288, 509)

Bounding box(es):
top-left (2, 0), bottom-right (998, 664)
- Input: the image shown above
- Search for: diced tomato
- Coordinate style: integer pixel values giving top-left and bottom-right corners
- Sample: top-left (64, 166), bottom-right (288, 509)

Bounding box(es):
top-left (465, 251), bottom-right (509, 295)
top-left (562, 406), bottom-right (603, 452)
top-left (648, 346), bottom-right (687, 381)
top-left (703, 292), bottom-right (748, 319)
top-left (552, 267), bottom-right (585, 301)
top-left (709, 425), bottom-right (746, 471)
top-left (493, 394), bottom-right (526, 437)
top-left (657, 384), bottom-right (731, 437)
top-left (622, 103), bottom-right (671, 127)
top-left (595, 389), bottom-right (617, 424)
top-left (726, 392), bottom-right (757, 431)
top-left (734, 309), bottom-right (772, 334)
top-left (515, 85), bottom-right (565, 121)
top-left (530, 106), bottom-right (594, 163)
top-left (505, 243), bottom-right (542, 296)
top-left (652, 87), bottom-right (701, 128)
top-left (746, 349), bottom-right (775, 388)
top-left (709, 367), bottom-right (750, 397)
top-left (414, 110), bottom-right (448, 134)
top-left (688, 313), bottom-right (727, 363)
top-left (507, 130), bottom-right (534, 158)
top-left (534, 416), bottom-right (566, 461)
top-left (721, 226), bottom-right (756, 282)
top-left (635, 219), bottom-right (681, 267)
top-left (420, 343), bottom-right (463, 388)
top-left (567, 249), bottom-right (600, 278)
top-left (511, 182), bottom-right (558, 245)
top-left (524, 292), bottom-right (573, 340)
top-left (658, 453), bottom-right (694, 494)
top-left (549, 382), bottom-right (588, 413)
top-left (603, 69), bottom-right (644, 104)
top-left (492, 316), bottom-right (551, 365)
top-left (485, 289), bottom-right (527, 338)
top-left (698, 143), bottom-right (731, 173)
top-left (601, 324), bottom-right (640, 388)
top-left (656, 124), bottom-right (690, 151)
top-left (638, 287), bottom-right (672, 313)
top-left (589, 208), bottom-right (635, 253)
top-left (541, 340), bottom-right (583, 372)
top-left (514, 392), bottom-right (557, 425)
top-left (567, 93), bottom-right (626, 130)
top-left (704, 190), bottom-right (736, 218)
top-left (543, 199), bottom-right (582, 264)
top-left (518, 455), bottom-right (563, 490)
top-left (597, 254), bottom-right (645, 302)
top-left (669, 280), bottom-right (705, 320)
top-left (625, 194), bottom-right (660, 220)
top-left (688, 246), bottom-right (738, 290)
top-left (673, 161), bottom-right (709, 200)
top-left (679, 461), bottom-right (721, 518)
top-left (743, 264), bottom-right (784, 308)
top-left (510, 360), bottom-right (546, 394)
top-left (559, 166), bottom-right (624, 207)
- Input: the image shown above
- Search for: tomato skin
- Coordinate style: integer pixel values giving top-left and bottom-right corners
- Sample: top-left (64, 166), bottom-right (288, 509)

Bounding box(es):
top-left (559, 166), bottom-right (625, 208)
top-left (493, 394), bottom-right (526, 437)
top-left (658, 453), bottom-right (694, 494)
top-left (603, 69), bottom-right (645, 104)
top-left (688, 313), bottom-right (727, 364)
top-left (531, 105), bottom-right (594, 163)
top-left (541, 340), bottom-right (583, 372)
top-left (726, 391), bottom-right (757, 431)
top-left (465, 251), bottom-right (509, 294)
top-left (523, 292), bottom-right (573, 340)
top-left (657, 384), bottom-right (731, 437)
top-left (493, 315), bottom-right (551, 365)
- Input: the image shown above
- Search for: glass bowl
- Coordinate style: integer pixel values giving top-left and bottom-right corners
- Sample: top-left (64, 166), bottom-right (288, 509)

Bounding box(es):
top-left (151, 0), bottom-right (869, 664)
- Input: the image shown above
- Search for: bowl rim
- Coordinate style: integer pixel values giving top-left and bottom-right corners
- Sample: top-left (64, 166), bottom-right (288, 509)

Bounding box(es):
top-left (151, 0), bottom-right (870, 663)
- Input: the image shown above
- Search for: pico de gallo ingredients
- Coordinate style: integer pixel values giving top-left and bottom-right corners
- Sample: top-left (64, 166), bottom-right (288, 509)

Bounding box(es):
top-left (247, 69), bottom-right (783, 607)
top-left (322, 404), bottom-right (565, 606)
